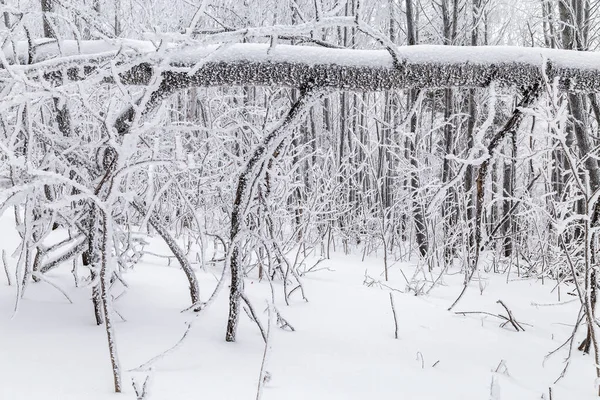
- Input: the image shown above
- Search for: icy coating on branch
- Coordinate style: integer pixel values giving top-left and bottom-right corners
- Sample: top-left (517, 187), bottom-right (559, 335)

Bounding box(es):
top-left (3, 41), bottom-right (600, 92)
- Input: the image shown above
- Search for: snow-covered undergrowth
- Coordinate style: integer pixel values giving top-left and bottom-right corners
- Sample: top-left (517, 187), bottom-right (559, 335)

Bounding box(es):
top-left (0, 212), bottom-right (595, 400)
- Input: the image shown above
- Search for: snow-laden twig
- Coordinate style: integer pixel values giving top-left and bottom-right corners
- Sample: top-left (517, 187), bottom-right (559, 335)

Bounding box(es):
top-left (38, 237), bottom-right (88, 275)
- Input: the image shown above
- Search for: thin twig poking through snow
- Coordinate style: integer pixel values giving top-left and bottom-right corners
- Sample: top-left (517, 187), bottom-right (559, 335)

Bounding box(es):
top-left (2, 250), bottom-right (11, 286)
top-left (263, 264), bottom-right (295, 333)
top-left (31, 272), bottom-right (73, 304)
top-left (496, 300), bottom-right (526, 332)
top-left (363, 271), bottom-right (403, 293)
top-left (131, 199), bottom-right (201, 310)
top-left (256, 302), bottom-right (273, 400)
top-left (130, 322), bottom-right (193, 373)
top-left (545, 306), bottom-right (584, 384)
top-left (129, 250), bottom-right (230, 392)
top-left (389, 293), bottom-right (399, 339)
top-left (132, 371), bottom-right (153, 400)
top-left (416, 352), bottom-right (424, 369)
top-left (489, 375), bottom-right (500, 400)
top-left (455, 300), bottom-right (527, 332)
top-left (241, 293), bottom-right (267, 344)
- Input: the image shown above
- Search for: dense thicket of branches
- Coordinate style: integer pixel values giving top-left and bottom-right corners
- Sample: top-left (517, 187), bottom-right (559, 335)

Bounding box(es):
top-left (3, 0), bottom-right (600, 395)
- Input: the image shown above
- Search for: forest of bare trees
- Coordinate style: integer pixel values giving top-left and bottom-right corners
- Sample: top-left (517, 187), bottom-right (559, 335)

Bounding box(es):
top-left (3, 0), bottom-right (600, 398)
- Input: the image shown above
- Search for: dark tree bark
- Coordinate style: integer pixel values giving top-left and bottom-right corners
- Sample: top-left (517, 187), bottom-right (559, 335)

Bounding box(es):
top-left (41, 0), bottom-right (54, 39)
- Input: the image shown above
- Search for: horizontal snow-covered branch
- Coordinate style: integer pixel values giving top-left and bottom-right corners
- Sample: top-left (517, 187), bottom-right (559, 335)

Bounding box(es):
top-left (3, 41), bottom-right (600, 94)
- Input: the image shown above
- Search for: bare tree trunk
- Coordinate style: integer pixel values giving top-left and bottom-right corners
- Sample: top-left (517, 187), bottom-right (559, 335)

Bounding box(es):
top-left (226, 88), bottom-right (321, 342)
top-left (440, 0), bottom-right (458, 265)
top-left (84, 205), bottom-right (104, 325)
top-left (404, 0), bottom-right (428, 258)
top-left (501, 137), bottom-right (515, 257)
top-left (474, 86), bottom-right (540, 266)
top-left (1, 0), bottom-right (10, 28)
top-left (114, 0), bottom-right (121, 36)
top-left (41, 0), bottom-right (54, 38)
top-left (449, 84), bottom-right (540, 311)
top-left (99, 210), bottom-right (122, 393)
top-left (465, 0), bottom-right (482, 252)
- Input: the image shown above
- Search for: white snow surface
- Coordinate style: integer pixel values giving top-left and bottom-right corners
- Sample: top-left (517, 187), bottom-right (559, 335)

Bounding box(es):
top-left (0, 211), bottom-right (597, 399)
top-left (4, 40), bottom-right (600, 71)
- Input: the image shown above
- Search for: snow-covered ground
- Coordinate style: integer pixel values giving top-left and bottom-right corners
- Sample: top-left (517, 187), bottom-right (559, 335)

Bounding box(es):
top-left (0, 211), bottom-right (596, 399)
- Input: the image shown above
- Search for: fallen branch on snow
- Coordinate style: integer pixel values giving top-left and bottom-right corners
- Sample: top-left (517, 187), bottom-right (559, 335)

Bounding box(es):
top-left (455, 299), bottom-right (527, 332)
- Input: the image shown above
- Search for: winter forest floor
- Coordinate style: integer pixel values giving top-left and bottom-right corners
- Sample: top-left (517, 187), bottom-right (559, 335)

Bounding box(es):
top-left (0, 212), bottom-right (597, 400)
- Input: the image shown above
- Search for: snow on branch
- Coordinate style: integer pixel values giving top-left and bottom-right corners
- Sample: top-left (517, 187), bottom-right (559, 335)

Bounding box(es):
top-left (3, 42), bottom-right (600, 94)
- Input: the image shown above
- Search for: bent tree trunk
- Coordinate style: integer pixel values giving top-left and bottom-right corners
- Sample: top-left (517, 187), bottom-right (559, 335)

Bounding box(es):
top-left (225, 87), bottom-right (323, 342)
top-left (448, 83), bottom-right (541, 311)
top-left (131, 200), bottom-right (201, 309)
top-left (474, 85), bottom-right (541, 267)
